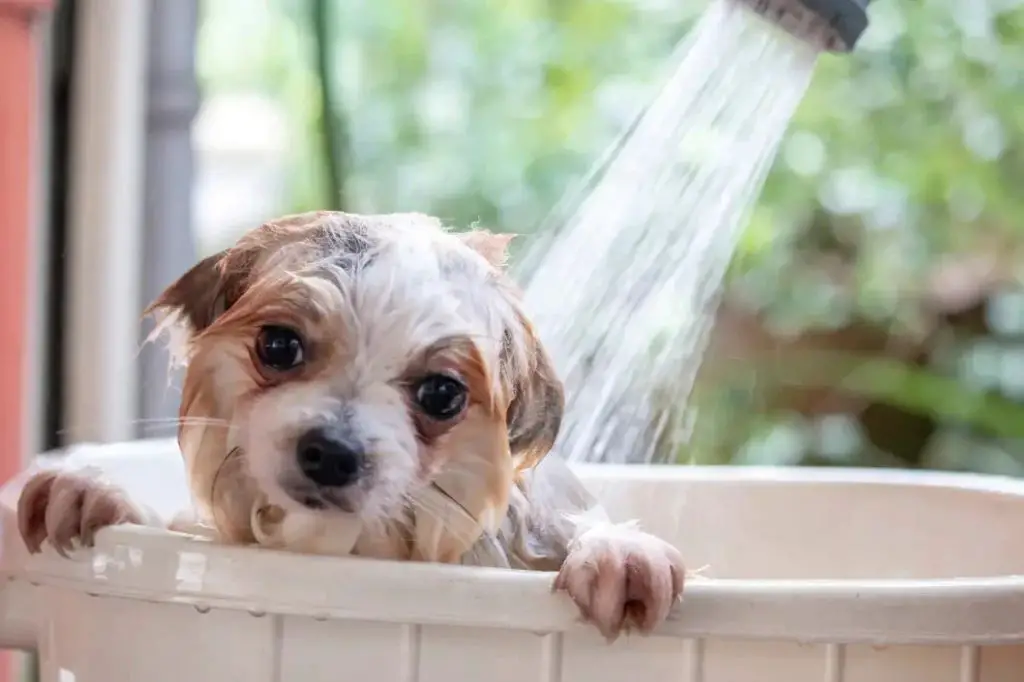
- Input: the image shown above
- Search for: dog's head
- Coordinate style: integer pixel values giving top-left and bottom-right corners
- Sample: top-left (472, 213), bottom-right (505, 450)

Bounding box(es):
top-left (148, 212), bottom-right (563, 558)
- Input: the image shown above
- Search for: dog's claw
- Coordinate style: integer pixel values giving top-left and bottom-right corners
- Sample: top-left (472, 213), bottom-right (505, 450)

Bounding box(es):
top-left (554, 524), bottom-right (685, 641)
top-left (17, 469), bottom-right (142, 556)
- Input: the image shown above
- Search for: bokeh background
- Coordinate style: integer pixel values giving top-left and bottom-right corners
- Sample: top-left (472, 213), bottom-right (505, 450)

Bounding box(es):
top-left (12, 0), bottom-right (1024, 477)
top-left (193, 0), bottom-right (1024, 473)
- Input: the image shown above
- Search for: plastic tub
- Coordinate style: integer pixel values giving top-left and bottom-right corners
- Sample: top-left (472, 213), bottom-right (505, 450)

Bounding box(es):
top-left (2, 439), bottom-right (1024, 682)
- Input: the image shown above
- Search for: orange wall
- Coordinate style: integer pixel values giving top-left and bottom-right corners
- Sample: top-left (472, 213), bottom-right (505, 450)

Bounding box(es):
top-left (0, 1), bottom-right (53, 680)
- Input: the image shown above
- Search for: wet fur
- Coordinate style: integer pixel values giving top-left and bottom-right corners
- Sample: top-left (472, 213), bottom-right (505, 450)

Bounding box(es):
top-left (149, 211), bottom-right (569, 560)
top-left (18, 211), bottom-right (685, 639)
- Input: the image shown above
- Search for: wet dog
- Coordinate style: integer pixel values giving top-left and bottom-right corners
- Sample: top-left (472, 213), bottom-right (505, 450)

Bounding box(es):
top-left (18, 211), bottom-right (685, 639)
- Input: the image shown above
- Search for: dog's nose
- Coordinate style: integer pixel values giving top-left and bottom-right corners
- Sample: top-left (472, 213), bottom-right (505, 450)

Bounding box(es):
top-left (295, 427), bottom-right (364, 488)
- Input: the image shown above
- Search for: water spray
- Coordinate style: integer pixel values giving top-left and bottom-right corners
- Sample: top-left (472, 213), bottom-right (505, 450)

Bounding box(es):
top-left (737, 0), bottom-right (870, 52)
top-left (521, 0), bottom-right (875, 467)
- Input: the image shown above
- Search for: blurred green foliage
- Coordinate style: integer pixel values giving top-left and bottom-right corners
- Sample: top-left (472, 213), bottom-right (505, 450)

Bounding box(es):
top-left (197, 0), bottom-right (1024, 473)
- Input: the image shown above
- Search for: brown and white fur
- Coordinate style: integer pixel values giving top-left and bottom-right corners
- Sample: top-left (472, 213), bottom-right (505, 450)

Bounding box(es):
top-left (17, 211), bottom-right (684, 640)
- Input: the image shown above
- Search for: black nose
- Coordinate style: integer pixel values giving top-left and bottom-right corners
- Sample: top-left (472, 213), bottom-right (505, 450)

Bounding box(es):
top-left (295, 427), bottom-right (364, 488)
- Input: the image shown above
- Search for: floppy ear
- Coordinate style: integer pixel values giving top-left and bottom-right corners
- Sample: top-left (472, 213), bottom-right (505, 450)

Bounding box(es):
top-left (504, 316), bottom-right (565, 472)
top-left (144, 246), bottom-right (258, 338)
top-left (145, 251), bottom-right (228, 334)
top-left (459, 230), bottom-right (516, 270)
top-left (149, 247), bottom-right (263, 539)
top-left (467, 229), bottom-right (562, 470)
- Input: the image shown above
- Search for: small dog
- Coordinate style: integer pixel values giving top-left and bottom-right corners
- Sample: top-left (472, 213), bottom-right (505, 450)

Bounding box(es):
top-left (17, 211), bottom-right (684, 640)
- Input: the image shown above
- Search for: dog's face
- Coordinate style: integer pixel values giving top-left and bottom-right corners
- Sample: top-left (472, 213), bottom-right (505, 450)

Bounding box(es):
top-left (148, 212), bottom-right (563, 554)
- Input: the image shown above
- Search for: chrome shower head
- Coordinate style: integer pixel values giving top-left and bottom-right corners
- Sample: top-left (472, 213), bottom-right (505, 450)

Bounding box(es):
top-left (739, 0), bottom-right (870, 52)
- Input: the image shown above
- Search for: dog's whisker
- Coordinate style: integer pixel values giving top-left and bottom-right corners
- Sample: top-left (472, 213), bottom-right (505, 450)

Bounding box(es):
top-left (132, 416), bottom-right (231, 427)
top-left (401, 493), bottom-right (486, 546)
top-left (137, 424), bottom-right (234, 436)
top-left (420, 467), bottom-right (499, 490)
top-left (404, 502), bottom-right (483, 547)
top-left (208, 446), bottom-right (247, 536)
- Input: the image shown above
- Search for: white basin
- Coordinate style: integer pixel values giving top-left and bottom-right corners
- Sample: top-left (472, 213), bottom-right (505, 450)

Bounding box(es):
top-left (2, 439), bottom-right (1023, 681)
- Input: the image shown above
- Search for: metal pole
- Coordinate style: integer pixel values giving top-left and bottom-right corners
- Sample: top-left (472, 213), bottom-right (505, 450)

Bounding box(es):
top-left (63, 0), bottom-right (151, 443)
top-left (138, 0), bottom-right (200, 435)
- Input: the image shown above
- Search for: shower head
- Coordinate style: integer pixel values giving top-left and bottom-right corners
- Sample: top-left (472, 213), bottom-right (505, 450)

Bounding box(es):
top-left (738, 0), bottom-right (870, 53)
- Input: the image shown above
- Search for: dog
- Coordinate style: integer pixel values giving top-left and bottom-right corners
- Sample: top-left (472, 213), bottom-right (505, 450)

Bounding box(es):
top-left (17, 211), bottom-right (685, 640)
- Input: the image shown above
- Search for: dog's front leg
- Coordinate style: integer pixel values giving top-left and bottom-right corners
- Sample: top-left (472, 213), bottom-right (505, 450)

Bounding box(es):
top-left (507, 457), bottom-right (686, 641)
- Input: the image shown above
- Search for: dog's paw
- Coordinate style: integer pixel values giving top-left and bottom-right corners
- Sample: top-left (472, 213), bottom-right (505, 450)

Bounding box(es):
top-left (553, 523), bottom-right (685, 641)
top-left (17, 469), bottom-right (143, 557)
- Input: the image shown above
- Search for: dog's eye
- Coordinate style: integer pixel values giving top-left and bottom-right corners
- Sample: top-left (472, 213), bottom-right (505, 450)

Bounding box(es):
top-left (414, 374), bottom-right (468, 420)
top-left (256, 325), bottom-right (305, 370)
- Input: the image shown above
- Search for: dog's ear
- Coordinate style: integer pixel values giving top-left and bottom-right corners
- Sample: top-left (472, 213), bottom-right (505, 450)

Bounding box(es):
top-left (145, 246), bottom-right (257, 337)
top-left (504, 315), bottom-right (565, 472)
top-left (460, 230), bottom-right (515, 270)
top-left (145, 251), bottom-right (227, 334)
